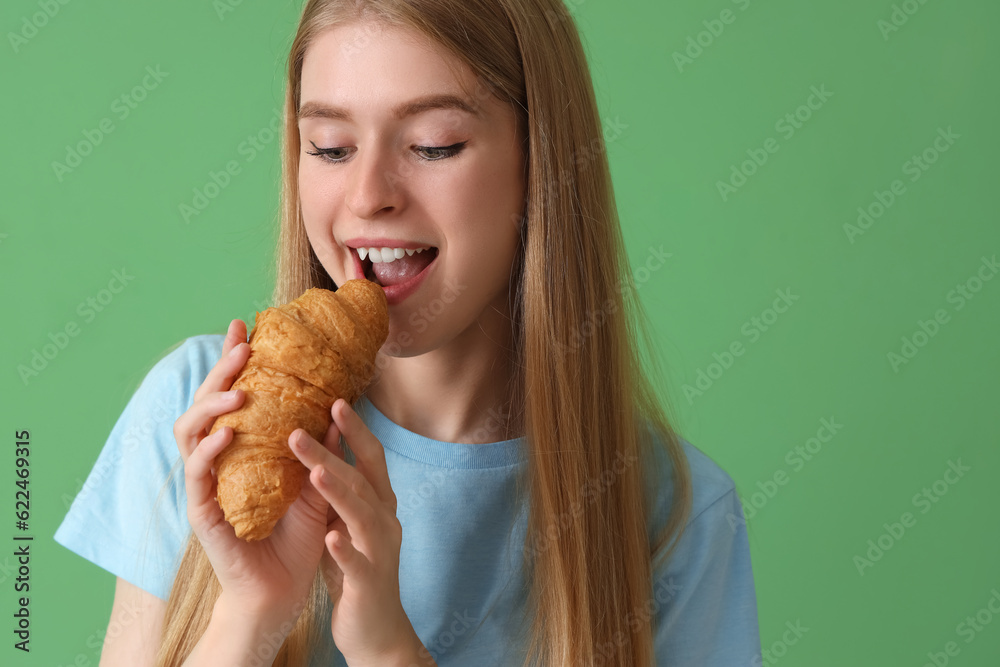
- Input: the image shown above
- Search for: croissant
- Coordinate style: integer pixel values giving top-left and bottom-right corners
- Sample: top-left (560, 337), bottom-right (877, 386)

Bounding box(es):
top-left (207, 280), bottom-right (389, 541)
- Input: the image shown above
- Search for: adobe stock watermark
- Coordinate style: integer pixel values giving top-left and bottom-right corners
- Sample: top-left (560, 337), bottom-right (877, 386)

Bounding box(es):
top-left (593, 576), bottom-right (682, 666)
top-left (853, 458), bottom-right (971, 576)
top-left (17, 268), bottom-right (136, 386)
top-left (339, 14), bottom-right (387, 59)
top-left (53, 596), bottom-right (142, 667)
top-left (727, 417), bottom-right (844, 532)
top-left (502, 114), bottom-right (628, 224)
top-left (213, 0), bottom-right (246, 20)
top-left (542, 0), bottom-right (587, 26)
top-left (243, 298), bottom-right (272, 331)
top-left (8, 0), bottom-right (74, 54)
top-left (717, 85), bottom-right (833, 201)
top-left (540, 115), bottom-right (629, 205)
top-left (51, 66), bottom-right (170, 182)
top-left (751, 620), bottom-right (809, 667)
top-left (877, 0), bottom-right (935, 41)
top-left (243, 599), bottom-right (308, 667)
top-left (672, 0), bottom-right (753, 73)
top-left (525, 449), bottom-right (639, 559)
top-left (553, 245), bottom-right (672, 356)
top-left (844, 126), bottom-right (959, 243)
top-left (61, 396), bottom-right (174, 511)
top-left (373, 279), bottom-right (469, 370)
top-left (179, 107), bottom-right (282, 224)
top-left (407, 279), bottom-right (468, 335)
top-left (0, 555), bottom-right (20, 586)
top-left (920, 587), bottom-right (1000, 667)
top-left (682, 288), bottom-right (800, 404)
top-left (886, 254), bottom-right (997, 373)
top-left (384, 79), bottom-right (509, 190)
top-left (416, 609), bottom-right (478, 664)
top-left (395, 469), bottom-right (446, 524)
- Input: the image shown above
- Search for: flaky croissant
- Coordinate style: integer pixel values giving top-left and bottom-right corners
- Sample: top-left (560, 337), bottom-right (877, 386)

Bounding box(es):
top-left (207, 280), bottom-right (389, 541)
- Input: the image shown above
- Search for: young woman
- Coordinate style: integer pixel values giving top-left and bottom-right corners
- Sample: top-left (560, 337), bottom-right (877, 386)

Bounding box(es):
top-left (55, 1), bottom-right (760, 665)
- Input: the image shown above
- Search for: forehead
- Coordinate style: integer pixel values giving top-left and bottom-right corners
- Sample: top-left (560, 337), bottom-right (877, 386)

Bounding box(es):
top-left (299, 21), bottom-right (484, 120)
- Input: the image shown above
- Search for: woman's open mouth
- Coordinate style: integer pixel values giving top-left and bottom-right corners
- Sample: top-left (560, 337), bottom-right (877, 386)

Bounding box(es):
top-left (351, 245), bottom-right (439, 305)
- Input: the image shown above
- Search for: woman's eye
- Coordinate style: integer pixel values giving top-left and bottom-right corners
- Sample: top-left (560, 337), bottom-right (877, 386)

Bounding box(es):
top-left (305, 141), bottom-right (351, 163)
top-left (415, 142), bottom-right (466, 161)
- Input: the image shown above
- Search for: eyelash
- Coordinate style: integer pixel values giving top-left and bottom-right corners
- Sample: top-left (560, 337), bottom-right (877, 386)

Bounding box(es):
top-left (305, 140), bottom-right (467, 164)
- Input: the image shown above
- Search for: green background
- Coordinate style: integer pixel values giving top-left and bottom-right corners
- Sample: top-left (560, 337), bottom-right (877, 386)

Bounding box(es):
top-left (3, 0), bottom-right (998, 664)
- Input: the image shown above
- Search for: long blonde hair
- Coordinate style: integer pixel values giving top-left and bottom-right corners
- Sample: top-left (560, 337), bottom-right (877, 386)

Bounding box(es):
top-left (154, 1), bottom-right (692, 665)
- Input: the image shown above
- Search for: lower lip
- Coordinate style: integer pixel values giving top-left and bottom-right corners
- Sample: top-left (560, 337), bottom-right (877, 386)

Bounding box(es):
top-left (351, 250), bottom-right (437, 306)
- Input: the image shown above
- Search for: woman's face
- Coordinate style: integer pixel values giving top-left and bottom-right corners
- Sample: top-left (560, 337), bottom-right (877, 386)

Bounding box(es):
top-left (297, 20), bottom-right (525, 357)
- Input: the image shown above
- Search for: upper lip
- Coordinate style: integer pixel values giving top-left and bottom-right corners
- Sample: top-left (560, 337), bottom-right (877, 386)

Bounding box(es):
top-left (343, 237), bottom-right (437, 249)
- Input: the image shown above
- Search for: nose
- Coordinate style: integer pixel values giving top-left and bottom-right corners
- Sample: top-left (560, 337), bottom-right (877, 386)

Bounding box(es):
top-left (345, 145), bottom-right (400, 219)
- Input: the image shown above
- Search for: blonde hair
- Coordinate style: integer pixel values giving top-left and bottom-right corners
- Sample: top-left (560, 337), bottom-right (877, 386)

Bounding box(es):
top-left (154, 1), bottom-right (692, 665)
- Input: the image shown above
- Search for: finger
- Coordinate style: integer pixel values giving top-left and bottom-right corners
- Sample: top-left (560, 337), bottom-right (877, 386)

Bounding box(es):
top-left (331, 399), bottom-right (397, 512)
top-left (184, 426), bottom-right (232, 521)
top-left (174, 389), bottom-right (245, 462)
top-left (290, 429), bottom-right (380, 509)
top-left (309, 463), bottom-right (380, 557)
top-left (284, 427), bottom-right (345, 521)
top-left (328, 515), bottom-right (350, 541)
top-left (193, 337), bottom-right (251, 405)
top-left (320, 419), bottom-right (347, 525)
top-left (325, 528), bottom-right (369, 580)
top-left (319, 548), bottom-right (344, 603)
top-left (321, 416), bottom-right (346, 462)
top-left (222, 319), bottom-right (248, 357)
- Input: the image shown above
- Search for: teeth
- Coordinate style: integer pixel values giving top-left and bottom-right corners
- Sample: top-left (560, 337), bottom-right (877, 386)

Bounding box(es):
top-left (355, 245), bottom-right (432, 264)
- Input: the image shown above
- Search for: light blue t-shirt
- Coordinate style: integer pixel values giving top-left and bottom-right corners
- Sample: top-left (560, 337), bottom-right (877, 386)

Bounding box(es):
top-left (54, 334), bottom-right (761, 666)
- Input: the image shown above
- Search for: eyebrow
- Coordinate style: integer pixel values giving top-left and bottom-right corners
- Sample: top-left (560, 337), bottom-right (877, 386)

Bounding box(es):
top-left (298, 93), bottom-right (480, 122)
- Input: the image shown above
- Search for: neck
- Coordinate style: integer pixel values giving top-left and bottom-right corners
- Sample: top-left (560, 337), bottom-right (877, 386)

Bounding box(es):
top-left (364, 295), bottom-right (521, 445)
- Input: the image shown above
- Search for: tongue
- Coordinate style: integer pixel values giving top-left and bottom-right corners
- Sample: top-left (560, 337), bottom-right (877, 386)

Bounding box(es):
top-left (371, 251), bottom-right (435, 286)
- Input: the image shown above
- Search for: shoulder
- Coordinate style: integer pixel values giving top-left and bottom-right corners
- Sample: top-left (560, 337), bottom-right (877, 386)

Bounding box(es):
top-left (53, 334), bottom-right (227, 601)
top-left (641, 424), bottom-right (739, 543)
top-left (109, 334), bottom-right (226, 440)
top-left (643, 431), bottom-right (762, 662)
top-left (128, 334), bottom-right (226, 409)
top-left (144, 334), bottom-right (225, 391)
top-left (95, 333), bottom-right (227, 461)
top-left (653, 438), bottom-right (760, 667)
top-left (679, 438), bottom-right (738, 524)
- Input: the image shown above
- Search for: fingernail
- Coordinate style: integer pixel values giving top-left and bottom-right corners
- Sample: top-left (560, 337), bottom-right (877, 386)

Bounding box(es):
top-left (224, 390), bottom-right (240, 400)
top-left (228, 343), bottom-right (244, 358)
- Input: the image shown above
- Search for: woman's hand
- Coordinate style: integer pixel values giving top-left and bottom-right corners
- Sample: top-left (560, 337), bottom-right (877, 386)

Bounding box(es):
top-left (290, 398), bottom-right (428, 666)
top-left (172, 319), bottom-right (340, 633)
